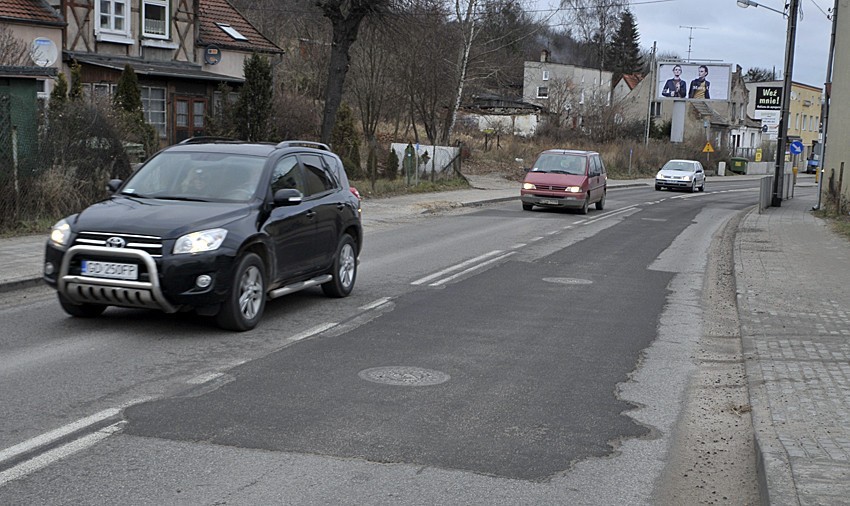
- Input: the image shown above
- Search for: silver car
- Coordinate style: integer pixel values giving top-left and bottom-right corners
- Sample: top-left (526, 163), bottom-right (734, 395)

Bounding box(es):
top-left (655, 159), bottom-right (706, 192)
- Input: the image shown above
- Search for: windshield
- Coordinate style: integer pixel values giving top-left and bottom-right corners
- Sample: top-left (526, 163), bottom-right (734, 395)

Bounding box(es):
top-left (532, 154), bottom-right (587, 175)
top-left (121, 152), bottom-right (266, 202)
top-left (662, 161), bottom-right (696, 172)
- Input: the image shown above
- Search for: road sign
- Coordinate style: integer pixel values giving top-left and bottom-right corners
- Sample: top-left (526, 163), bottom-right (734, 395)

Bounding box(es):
top-left (790, 140), bottom-right (804, 155)
top-left (702, 142), bottom-right (714, 153)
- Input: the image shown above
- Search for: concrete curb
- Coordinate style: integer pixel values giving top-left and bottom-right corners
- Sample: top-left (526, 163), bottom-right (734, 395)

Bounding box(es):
top-left (0, 277), bottom-right (43, 293)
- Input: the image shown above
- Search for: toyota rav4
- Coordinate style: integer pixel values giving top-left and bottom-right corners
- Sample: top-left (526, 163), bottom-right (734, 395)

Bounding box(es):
top-left (43, 138), bottom-right (362, 331)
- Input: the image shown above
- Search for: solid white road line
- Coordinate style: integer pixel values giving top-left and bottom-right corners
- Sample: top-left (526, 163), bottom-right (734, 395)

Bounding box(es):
top-left (289, 323), bottom-right (337, 342)
top-left (0, 422), bottom-right (124, 486)
top-left (428, 252), bottom-right (516, 286)
top-left (359, 297), bottom-right (392, 311)
top-left (411, 250), bottom-right (503, 285)
top-left (0, 408), bottom-right (120, 466)
top-left (186, 372), bottom-right (225, 385)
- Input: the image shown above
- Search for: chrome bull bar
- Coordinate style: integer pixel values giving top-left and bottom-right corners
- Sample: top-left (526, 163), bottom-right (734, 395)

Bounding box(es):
top-left (58, 245), bottom-right (177, 313)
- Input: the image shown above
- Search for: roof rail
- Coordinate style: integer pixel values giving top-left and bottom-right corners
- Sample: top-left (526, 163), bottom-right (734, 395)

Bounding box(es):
top-left (178, 136), bottom-right (241, 145)
top-left (275, 140), bottom-right (331, 151)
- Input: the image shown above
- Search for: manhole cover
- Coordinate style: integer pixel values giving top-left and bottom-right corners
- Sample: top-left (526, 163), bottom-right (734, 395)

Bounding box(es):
top-left (542, 277), bottom-right (593, 285)
top-left (358, 366), bottom-right (450, 386)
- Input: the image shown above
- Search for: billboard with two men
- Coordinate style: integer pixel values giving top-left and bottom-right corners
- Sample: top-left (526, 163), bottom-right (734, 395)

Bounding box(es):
top-left (656, 62), bottom-right (732, 101)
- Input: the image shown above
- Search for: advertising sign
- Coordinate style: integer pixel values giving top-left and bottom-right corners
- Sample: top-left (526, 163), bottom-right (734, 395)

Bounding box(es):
top-left (656, 62), bottom-right (731, 101)
top-left (753, 86), bottom-right (783, 141)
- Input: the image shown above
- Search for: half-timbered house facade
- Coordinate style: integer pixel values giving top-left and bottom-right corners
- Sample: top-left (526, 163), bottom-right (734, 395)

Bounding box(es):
top-left (50, 0), bottom-right (282, 144)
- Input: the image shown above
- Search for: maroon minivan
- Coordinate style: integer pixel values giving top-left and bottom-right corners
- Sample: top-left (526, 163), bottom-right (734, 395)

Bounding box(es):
top-left (520, 150), bottom-right (607, 214)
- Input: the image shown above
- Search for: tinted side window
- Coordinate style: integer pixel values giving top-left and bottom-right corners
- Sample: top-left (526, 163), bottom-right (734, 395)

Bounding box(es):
top-left (271, 156), bottom-right (305, 194)
top-left (301, 154), bottom-right (335, 196)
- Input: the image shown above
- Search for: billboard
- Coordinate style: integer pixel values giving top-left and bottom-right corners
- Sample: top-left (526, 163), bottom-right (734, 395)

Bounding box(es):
top-left (753, 86), bottom-right (783, 140)
top-left (656, 62), bottom-right (731, 101)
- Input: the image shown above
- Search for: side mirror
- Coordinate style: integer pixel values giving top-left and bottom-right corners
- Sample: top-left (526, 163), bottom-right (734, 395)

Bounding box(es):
top-left (273, 188), bottom-right (303, 206)
top-left (106, 179), bottom-right (123, 193)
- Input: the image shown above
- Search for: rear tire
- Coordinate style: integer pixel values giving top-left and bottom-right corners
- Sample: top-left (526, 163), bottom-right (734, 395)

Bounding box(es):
top-left (522, 203), bottom-right (534, 211)
top-left (322, 235), bottom-right (357, 298)
top-left (58, 294), bottom-right (106, 318)
top-left (216, 253), bottom-right (265, 331)
top-left (595, 192), bottom-right (606, 210)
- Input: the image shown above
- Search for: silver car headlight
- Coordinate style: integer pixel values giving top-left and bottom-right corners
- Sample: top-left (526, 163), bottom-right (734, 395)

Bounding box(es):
top-left (50, 219), bottom-right (71, 248)
top-left (683, 175), bottom-right (692, 181)
top-left (522, 182), bottom-right (536, 190)
top-left (173, 228), bottom-right (228, 254)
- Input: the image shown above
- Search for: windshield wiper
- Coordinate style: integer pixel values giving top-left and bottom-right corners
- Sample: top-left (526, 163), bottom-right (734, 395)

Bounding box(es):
top-left (120, 191), bottom-right (149, 198)
top-left (157, 196), bottom-right (210, 202)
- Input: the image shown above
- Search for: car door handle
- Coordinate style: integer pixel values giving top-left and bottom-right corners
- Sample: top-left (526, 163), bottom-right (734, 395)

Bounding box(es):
top-left (306, 210), bottom-right (316, 219)
top-left (336, 203), bottom-right (346, 210)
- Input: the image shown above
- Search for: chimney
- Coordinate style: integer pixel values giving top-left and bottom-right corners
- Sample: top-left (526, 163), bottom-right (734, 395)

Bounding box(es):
top-left (540, 49), bottom-right (549, 63)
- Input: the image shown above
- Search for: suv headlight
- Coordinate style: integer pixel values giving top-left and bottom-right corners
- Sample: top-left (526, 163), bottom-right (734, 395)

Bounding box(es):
top-left (522, 182), bottom-right (536, 190)
top-left (173, 228), bottom-right (228, 254)
top-left (50, 219), bottom-right (71, 248)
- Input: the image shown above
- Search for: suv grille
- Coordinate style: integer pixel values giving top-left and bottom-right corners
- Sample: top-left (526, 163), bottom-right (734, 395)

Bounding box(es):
top-left (73, 231), bottom-right (163, 258)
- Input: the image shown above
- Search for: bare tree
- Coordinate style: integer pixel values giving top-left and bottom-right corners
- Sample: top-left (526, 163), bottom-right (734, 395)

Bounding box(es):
top-left (316, 0), bottom-right (391, 144)
top-left (560, 0), bottom-right (624, 69)
top-left (0, 24), bottom-right (29, 66)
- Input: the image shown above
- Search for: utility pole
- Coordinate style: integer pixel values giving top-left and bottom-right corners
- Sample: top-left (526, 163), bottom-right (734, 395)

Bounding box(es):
top-left (644, 41), bottom-right (657, 146)
top-left (772, 0), bottom-right (800, 207)
top-left (679, 25), bottom-right (709, 62)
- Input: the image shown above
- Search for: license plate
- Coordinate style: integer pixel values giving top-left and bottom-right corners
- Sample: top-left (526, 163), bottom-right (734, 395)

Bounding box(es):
top-left (539, 199), bottom-right (559, 205)
top-left (81, 260), bottom-right (138, 280)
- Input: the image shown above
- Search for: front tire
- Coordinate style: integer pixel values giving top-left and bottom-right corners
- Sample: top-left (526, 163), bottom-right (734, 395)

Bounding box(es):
top-left (522, 203), bottom-right (534, 211)
top-left (699, 181), bottom-right (705, 192)
top-left (322, 235), bottom-right (357, 298)
top-left (58, 293), bottom-right (107, 318)
top-left (577, 195), bottom-right (589, 215)
top-left (689, 180), bottom-right (696, 193)
top-left (216, 253), bottom-right (265, 331)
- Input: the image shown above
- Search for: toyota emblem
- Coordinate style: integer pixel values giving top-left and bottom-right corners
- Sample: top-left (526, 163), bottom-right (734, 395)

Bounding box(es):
top-left (105, 236), bottom-right (126, 248)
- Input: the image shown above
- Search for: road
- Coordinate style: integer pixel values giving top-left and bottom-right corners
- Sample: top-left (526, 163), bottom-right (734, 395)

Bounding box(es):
top-left (0, 179), bottom-right (762, 504)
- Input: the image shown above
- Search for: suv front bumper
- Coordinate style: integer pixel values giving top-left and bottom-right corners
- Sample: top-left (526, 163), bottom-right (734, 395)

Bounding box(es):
top-left (45, 244), bottom-right (236, 313)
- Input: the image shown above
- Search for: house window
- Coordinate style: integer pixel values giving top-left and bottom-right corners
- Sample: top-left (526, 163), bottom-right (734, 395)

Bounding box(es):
top-left (802, 114), bottom-right (807, 131)
top-left (216, 23), bottom-right (248, 41)
top-left (142, 0), bottom-right (169, 38)
top-left (651, 101), bottom-right (662, 117)
top-left (97, 0), bottom-right (131, 36)
top-left (537, 86), bottom-right (548, 99)
top-left (141, 86), bottom-right (167, 138)
top-left (542, 70), bottom-right (549, 81)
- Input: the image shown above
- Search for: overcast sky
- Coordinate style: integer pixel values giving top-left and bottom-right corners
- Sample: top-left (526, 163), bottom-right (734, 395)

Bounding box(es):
top-left (535, 0), bottom-right (835, 87)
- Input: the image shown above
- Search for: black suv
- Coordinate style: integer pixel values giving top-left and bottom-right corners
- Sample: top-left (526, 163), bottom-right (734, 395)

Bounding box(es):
top-left (44, 139), bottom-right (362, 331)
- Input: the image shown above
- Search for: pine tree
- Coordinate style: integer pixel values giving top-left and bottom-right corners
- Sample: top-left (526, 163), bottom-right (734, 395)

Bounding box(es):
top-left (606, 10), bottom-right (643, 81)
top-left (331, 103), bottom-right (362, 179)
top-left (50, 72), bottom-right (68, 105)
top-left (69, 60), bottom-right (83, 101)
top-left (235, 53), bottom-right (273, 142)
top-left (113, 64), bottom-right (143, 113)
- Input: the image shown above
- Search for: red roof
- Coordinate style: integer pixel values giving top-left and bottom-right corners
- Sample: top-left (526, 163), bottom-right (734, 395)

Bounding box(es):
top-left (620, 73), bottom-right (643, 90)
top-left (197, 0), bottom-right (282, 53)
top-left (0, 0), bottom-right (64, 25)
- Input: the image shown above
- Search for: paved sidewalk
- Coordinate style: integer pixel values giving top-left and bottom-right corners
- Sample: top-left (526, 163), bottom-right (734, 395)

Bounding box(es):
top-left (735, 188), bottom-right (850, 505)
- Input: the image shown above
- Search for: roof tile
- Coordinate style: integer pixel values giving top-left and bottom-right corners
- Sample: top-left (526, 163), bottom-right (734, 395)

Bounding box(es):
top-left (0, 0), bottom-right (63, 25)
top-left (197, 0), bottom-right (282, 53)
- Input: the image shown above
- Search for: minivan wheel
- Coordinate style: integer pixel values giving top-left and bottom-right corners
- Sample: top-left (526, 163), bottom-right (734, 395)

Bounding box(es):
top-left (322, 234), bottom-right (357, 298)
top-left (595, 192), bottom-right (606, 210)
top-left (578, 195), bottom-right (589, 215)
top-left (522, 203), bottom-right (533, 211)
top-left (58, 293), bottom-right (107, 318)
top-left (216, 252), bottom-right (265, 331)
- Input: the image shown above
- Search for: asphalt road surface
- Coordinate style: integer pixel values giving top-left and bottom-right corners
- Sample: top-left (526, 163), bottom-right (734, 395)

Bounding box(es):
top-left (0, 180), bottom-right (761, 504)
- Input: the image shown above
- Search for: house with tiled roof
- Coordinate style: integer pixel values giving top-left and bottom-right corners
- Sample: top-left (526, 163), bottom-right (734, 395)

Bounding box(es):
top-left (42, 0), bottom-right (282, 144)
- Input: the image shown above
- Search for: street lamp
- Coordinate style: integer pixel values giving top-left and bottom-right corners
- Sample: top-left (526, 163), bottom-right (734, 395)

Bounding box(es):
top-left (738, 0), bottom-right (800, 207)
